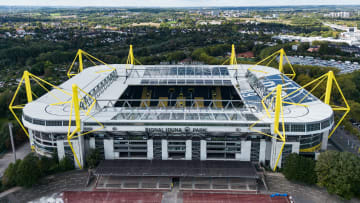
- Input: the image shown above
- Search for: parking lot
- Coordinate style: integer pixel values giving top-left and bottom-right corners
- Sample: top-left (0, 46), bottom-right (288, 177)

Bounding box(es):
top-left (285, 56), bottom-right (360, 74)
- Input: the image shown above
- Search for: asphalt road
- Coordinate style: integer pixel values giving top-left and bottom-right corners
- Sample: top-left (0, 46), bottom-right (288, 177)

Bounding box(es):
top-left (0, 141), bottom-right (31, 177)
top-left (331, 128), bottom-right (360, 155)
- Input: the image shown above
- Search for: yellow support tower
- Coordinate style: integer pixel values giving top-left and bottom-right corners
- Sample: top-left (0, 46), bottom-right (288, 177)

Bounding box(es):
top-left (250, 84), bottom-right (307, 171)
top-left (125, 45), bottom-right (142, 70)
top-left (67, 49), bottom-right (115, 78)
top-left (24, 71), bottom-right (33, 103)
top-left (9, 71), bottom-right (72, 139)
top-left (282, 71), bottom-right (350, 140)
top-left (127, 44), bottom-right (134, 65)
top-left (9, 70), bottom-right (104, 167)
top-left (230, 44), bottom-right (237, 65)
top-left (66, 84), bottom-right (82, 169)
top-left (222, 44), bottom-right (238, 67)
top-left (273, 85), bottom-right (286, 171)
top-left (66, 84), bottom-right (104, 169)
top-left (248, 48), bottom-right (296, 79)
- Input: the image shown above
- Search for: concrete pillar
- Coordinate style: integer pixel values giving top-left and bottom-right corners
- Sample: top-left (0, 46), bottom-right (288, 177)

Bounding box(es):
top-left (185, 140), bottom-right (192, 160)
top-left (28, 130), bottom-right (35, 147)
top-left (270, 139), bottom-right (284, 169)
top-left (200, 140), bottom-right (207, 160)
top-left (56, 140), bottom-right (65, 160)
top-left (239, 140), bottom-right (251, 161)
top-left (291, 142), bottom-right (300, 154)
top-left (259, 139), bottom-right (266, 164)
top-left (161, 139), bottom-right (168, 160)
top-left (321, 130), bottom-right (329, 150)
top-left (104, 139), bottom-right (115, 159)
top-left (147, 139), bottom-right (153, 160)
top-left (265, 141), bottom-right (272, 161)
top-left (69, 138), bottom-right (84, 169)
top-left (89, 137), bottom-right (96, 149)
top-left (78, 133), bottom-right (85, 168)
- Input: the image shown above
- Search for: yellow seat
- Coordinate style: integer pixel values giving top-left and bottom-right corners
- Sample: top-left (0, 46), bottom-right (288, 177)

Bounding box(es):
top-left (176, 93), bottom-right (186, 108)
top-left (158, 97), bottom-right (168, 107)
top-left (140, 87), bottom-right (151, 107)
top-left (194, 97), bottom-right (204, 108)
top-left (212, 87), bottom-right (223, 108)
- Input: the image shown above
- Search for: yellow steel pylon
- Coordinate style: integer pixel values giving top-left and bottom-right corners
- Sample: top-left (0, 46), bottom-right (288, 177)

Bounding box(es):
top-left (250, 84), bottom-right (309, 171)
top-left (230, 44), bottom-right (237, 65)
top-left (126, 44), bottom-right (142, 70)
top-left (66, 84), bottom-right (104, 169)
top-left (248, 48), bottom-right (296, 79)
top-left (9, 71), bottom-right (72, 150)
top-left (67, 49), bottom-right (116, 78)
top-left (222, 44), bottom-right (238, 67)
top-left (283, 71), bottom-right (350, 140)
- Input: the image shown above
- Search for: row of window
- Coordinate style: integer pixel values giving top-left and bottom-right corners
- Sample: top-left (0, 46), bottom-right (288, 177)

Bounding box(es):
top-left (280, 117), bottom-right (333, 133)
top-left (24, 114), bottom-right (76, 126)
top-left (80, 70), bottom-right (117, 110)
top-left (140, 79), bottom-right (232, 86)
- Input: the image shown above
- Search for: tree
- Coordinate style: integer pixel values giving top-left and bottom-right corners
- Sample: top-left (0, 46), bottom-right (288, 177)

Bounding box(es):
top-left (2, 159), bottom-right (21, 188)
top-left (86, 149), bottom-right (101, 169)
top-left (316, 151), bottom-right (360, 199)
top-left (37, 156), bottom-right (59, 175)
top-left (59, 156), bottom-right (74, 171)
top-left (16, 153), bottom-right (41, 187)
top-left (282, 153), bottom-right (317, 185)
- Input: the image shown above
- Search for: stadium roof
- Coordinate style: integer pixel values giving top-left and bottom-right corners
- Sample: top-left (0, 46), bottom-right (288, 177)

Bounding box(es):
top-left (22, 64), bottom-right (333, 129)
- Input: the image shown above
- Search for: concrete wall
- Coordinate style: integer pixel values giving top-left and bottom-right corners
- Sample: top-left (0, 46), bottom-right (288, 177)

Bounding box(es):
top-left (186, 140), bottom-right (192, 160)
top-left (321, 130), bottom-right (329, 150)
top-left (104, 139), bottom-right (115, 159)
top-left (291, 142), bottom-right (300, 154)
top-left (69, 138), bottom-right (84, 169)
top-left (259, 139), bottom-right (266, 164)
top-left (270, 139), bottom-right (283, 169)
top-left (56, 140), bottom-right (65, 160)
top-left (200, 140), bottom-right (207, 160)
top-left (161, 139), bottom-right (168, 160)
top-left (238, 140), bottom-right (251, 161)
top-left (147, 139), bottom-right (153, 160)
top-left (89, 137), bottom-right (95, 149)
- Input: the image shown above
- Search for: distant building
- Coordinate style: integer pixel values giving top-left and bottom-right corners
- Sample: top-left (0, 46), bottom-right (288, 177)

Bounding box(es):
top-left (324, 12), bottom-right (351, 19)
top-left (292, 45), bottom-right (298, 51)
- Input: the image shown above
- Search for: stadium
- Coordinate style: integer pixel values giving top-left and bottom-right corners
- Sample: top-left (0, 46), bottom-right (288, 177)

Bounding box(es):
top-left (9, 45), bottom-right (349, 190)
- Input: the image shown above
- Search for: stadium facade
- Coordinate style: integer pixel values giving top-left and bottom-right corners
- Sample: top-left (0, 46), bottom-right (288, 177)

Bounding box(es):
top-left (20, 60), bottom-right (335, 170)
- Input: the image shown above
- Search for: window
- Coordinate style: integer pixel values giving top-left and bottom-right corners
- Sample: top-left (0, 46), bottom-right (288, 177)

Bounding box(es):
top-left (291, 124), bottom-right (305, 132)
top-left (307, 123), bottom-right (320, 131)
top-left (279, 124), bottom-right (290, 132)
top-left (33, 119), bottom-right (45, 125)
top-left (46, 120), bottom-right (63, 126)
top-left (321, 119), bottom-right (330, 129)
top-left (24, 115), bottom-right (32, 123)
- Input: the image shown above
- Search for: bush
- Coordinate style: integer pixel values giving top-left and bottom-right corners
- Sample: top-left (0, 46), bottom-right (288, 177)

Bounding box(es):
top-left (59, 156), bottom-right (74, 171)
top-left (86, 149), bottom-right (101, 169)
top-left (282, 153), bottom-right (317, 185)
top-left (316, 151), bottom-right (360, 200)
top-left (37, 156), bottom-right (59, 175)
top-left (2, 159), bottom-right (21, 188)
top-left (15, 153), bottom-right (42, 187)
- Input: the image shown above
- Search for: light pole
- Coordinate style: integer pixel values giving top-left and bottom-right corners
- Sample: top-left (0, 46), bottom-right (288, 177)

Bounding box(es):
top-left (8, 123), bottom-right (16, 162)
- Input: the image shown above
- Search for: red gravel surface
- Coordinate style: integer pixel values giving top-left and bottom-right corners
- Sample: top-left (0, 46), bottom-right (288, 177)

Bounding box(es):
top-left (183, 192), bottom-right (290, 203)
top-left (62, 191), bottom-right (163, 203)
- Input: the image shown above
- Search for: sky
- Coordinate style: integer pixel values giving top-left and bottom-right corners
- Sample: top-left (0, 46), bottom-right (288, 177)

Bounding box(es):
top-left (0, 0), bottom-right (359, 7)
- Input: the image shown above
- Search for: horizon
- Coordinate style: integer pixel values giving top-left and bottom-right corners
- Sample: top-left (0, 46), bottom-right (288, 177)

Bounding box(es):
top-left (0, 0), bottom-right (359, 8)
